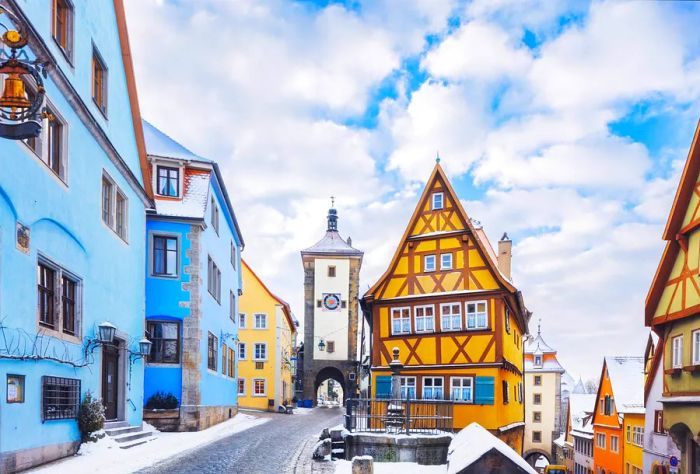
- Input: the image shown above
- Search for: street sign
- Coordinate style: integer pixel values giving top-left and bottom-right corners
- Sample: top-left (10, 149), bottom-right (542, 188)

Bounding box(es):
top-left (670, 456), bottom-right (679, 467)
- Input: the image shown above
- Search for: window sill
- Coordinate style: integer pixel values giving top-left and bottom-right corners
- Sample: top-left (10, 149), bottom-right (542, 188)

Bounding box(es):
top-left (151, 273), bottom-right (180, 280)
top-left (92, 98), bottom-right (108, 120)
top-left (665, 368), bottom-right (683, 377)
top-left (52, 38), bottom-right (75, 68)
top-left (683, 364), bottom-right (700, 374)
top-left (147, 362), bottom-right (182, 368)
top-left (36, 325), bottom-right (82, 345)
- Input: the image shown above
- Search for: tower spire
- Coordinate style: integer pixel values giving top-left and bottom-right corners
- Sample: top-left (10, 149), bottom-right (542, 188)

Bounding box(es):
top-left (537, 318), bottom-right (541, 337)
top-left (327, 197), bottom-right (338, 232)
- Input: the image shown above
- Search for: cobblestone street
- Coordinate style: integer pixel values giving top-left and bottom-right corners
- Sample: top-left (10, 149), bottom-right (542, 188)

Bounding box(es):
top-left (137, 407), bottom-right (343, 474)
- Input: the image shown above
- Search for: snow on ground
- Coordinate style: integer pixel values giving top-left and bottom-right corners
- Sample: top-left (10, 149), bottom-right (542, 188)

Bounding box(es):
top-left (29, 413), bottom-right (269, 474)
top-left (334, 460), bottom-right (446, 473)
top-left (293, 407), bottom-right (314, 416)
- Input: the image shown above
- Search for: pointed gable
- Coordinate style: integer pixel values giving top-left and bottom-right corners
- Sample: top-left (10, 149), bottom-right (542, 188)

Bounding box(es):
top-left (366, 163), bottom-right (516, 303)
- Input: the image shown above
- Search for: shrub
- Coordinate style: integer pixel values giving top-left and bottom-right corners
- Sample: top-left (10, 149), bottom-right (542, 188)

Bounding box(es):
top-left (78, 390), bottom-right (105, 441)
top-left (145, 391), bottom-right (179, 409)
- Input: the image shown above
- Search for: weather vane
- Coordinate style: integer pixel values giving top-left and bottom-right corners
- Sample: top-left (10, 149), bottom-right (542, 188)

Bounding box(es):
top-left (330, 195), bottom-right (335, 208)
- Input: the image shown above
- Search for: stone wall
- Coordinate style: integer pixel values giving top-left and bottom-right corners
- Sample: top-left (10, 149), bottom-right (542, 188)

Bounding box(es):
top-left (344, 433), bottom-right (452, 465)
top-left (179, 405), bottom-right (238, 432)
top-left (0, 440), bottom-right (80, 473)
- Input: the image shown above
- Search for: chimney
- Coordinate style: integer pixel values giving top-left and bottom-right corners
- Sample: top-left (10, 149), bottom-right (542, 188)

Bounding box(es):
top-left (498, 232), bottom-right (512, 279)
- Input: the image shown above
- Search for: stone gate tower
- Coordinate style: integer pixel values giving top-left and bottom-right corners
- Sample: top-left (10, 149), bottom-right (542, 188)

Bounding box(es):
top-left (300, 205), bottom-right (363, 404)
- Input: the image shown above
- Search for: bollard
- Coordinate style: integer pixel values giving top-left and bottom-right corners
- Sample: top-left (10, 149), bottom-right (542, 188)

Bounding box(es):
top-left (351, 455), bottom-right (373, 474)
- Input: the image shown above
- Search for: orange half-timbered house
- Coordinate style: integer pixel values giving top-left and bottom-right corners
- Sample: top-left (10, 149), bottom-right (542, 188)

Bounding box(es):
top-left (362, 162), bottom-right (530, 452)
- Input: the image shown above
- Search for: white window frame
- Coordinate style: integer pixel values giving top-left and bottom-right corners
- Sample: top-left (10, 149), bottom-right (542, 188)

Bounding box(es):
top-left (672, 335), bottom-right (683, 369)
top-left (450, 377), bottom-right (474, 403)
top-left (210, 196), bottom-right (220, 235)
top-left (254, 343), bottom-right (267, 361)
top-left (237, 378), bottom-right (245, 396)
top-left (432, 192), bottom-right (444, 210)
top-left (239, 313), bottom-right (246, 328)
top-left (534, 354), bottom-right (542, 367)
top-left (414, 305), bottom-right (435, 333)
top-left (391, 307), bottom-right (411, 335)
top-left (238, 342), bottom-right (246, 360)
top-left (465, 300), bottom-right (488, 330)
top-left (399, 376), bottom-right (416, 399)
top-left (252, 378), bottom-right (266, 397)
top-left (440, 253), bottom-right (453, 270)
top-left (505, 307), bottom-right (511, 334)
top-left (422, 377), bottom-right (444, 400)
top-left (440, 303), bottom-right (462, 331)
top-left (424, 255), bottom-right (436, 272)
top-left (254, 313), bottom-right (267, 329)
top-left (596, 433), bottom-right (606, 449)
top-left (610, 435), bottom-right (619, 453)
top-left (693, 330), bottom-right (700, 365)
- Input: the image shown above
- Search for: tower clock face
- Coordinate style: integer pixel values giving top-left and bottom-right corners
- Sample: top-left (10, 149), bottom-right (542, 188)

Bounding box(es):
top-left (323, 293), bottom-right (341, 310)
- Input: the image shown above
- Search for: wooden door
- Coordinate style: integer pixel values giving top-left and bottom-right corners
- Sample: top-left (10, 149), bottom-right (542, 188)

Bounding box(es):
top-left (102, 343), bottom-right (119, 420)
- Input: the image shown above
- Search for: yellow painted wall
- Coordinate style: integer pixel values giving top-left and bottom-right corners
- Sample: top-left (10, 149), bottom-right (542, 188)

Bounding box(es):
top-left (663, 316), bottom-right (700, 394)
top-left (654, 232), bottom-right (700, 320)
top-left (524, 371), bottom-right (559, 457)
top-left (623, 413), bottom-right (644, 474)
top-left (239, 262), bottom-right (295, 410)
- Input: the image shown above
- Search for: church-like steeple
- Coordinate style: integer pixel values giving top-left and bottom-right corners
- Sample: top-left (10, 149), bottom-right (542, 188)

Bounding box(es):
top-left (327, 208), bottom-right (338, 232)
top-left (302, 199), bottom-right (362, 257)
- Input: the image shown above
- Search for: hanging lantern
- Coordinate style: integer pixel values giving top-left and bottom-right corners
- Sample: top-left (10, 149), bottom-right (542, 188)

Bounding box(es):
top-left (138, 338), bottom-right (153, 357)
top-left (318, 339), bottom-right (326, 352)
top-left (98, 321), bottom-right (117, 344)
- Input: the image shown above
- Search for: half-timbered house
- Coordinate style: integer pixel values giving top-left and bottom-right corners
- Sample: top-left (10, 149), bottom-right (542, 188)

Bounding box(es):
top-left (362, 162), bottom-right (530, 452)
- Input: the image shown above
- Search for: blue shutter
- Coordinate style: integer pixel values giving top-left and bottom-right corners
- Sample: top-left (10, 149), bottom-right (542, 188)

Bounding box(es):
top-left (474, 376), bottom-right (495, 405)
top-left (375, 376), bottom-right (392, 399)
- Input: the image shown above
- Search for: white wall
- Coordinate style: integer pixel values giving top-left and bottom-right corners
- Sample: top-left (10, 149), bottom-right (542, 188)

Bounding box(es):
top-left (644, 360), bottom-right (681, 472)
top-left (313, 258), bottom-right (349, 361)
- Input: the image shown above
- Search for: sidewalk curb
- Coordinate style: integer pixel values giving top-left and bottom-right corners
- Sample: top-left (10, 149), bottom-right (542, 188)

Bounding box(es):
top-left (286, 435), bottom-right (315, 474)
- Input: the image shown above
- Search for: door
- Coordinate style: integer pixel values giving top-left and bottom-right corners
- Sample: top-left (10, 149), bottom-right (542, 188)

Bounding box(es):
top-left (102, 343), bottom-right (120, 420)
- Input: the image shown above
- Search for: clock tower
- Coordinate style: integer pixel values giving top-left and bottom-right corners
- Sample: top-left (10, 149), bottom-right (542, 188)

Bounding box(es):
top-left (300, 204), bottom-right (363, 404)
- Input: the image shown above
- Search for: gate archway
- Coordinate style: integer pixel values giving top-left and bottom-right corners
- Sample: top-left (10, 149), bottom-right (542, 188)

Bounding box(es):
top-left (314, 366), bottom-right (346, 405)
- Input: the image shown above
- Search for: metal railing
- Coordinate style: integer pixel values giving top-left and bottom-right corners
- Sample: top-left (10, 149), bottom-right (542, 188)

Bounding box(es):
top-left (345, 398), bottom-right (453, 435)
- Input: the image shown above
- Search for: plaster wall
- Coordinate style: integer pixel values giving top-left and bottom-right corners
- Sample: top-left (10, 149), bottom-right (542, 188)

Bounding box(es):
top-left (313, 258), bottom-right (350, 361)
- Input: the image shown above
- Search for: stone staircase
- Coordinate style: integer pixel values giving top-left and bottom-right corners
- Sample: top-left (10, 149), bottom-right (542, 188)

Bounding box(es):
top-left (104, 420), bottom-right (156, 449)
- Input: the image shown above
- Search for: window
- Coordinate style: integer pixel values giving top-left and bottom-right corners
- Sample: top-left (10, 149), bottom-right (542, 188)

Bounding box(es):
top-left (596, 433), bottom-right (606, 449)
top-left (415, 305), bottom-right (435, 333)
top-left (207, 332), bottom-right (218, 371)
top-left (518, 382), bottom-right (523, 403)
top-left (533, 411), bottom-right (541, 422)
top-left (102, 173), bottom-right (128, 241)
top-left (228, 347), bottom-right (235, 377)
top-left (505, 307), bottom-right (511, 334)
top-left (156, 166), bottom-right (179, 197)
top-left (533, 393), bottom-right (541, 405)
top-left (239, 313), bottom-right (246, 329)
top-left (52, 0), bottom-right (73, 60)
top-left (222, 343), bottom-right (228, 376)
top-left (254, 343), bottom-right (267, 361)
top-left (440, 303), bottom-right (462, 331)
top-left (391, 307), bottom-right (411, 335)
top-left (146, 321), bottom-right (180, 364)
top-left (238, 378), bottom-right (245, 395)
top-left (46, 108), bottom-right (65, 179)
top-left (673, 335), bottom-right (684, 368)
top-left (654, 410), bottom-right (664, 434)
top-left (502, 380), bottom-right (509, 404)
top-left (432, 192), bottom-right (444, 210)
top-left (532, 431), bottom-right (542, 443)
top-left (153, 235), bottom-right (178, 277)
top-left (92, 48), bottom-right (107, 115)
top-left (632, 426), bottom-right (643, 446)
top-left (210, 196), bottom-right (219, 234)
top-left (534, 375), bottom-right (542, 386)
top-left (254, 314), bottom-right (267, 329)
top-left (208, 256), bottom-right (221, 302)
top-left (42, 376), bottom-right (80, 421)
top-left (466, 301), bottom-right (488, 329)
top-left (694, 330), bottom-right (700, 365)
top-left (328, 266), bottom-right (336, 277)
top-left (534, 355), bottom-right (542, 367)
top-left (327, 341), bottom-right (335, 353)
top-left (238, 342), bottom-right (246, 360)
top-left (610, 435), bottom-right (619, 453)
top-left (424, 255), bottom-right (436, 272)
top-left (400, 377), bottom-right (416, 399)
top-left (422, 377), bottom-right (444, 400)
top-left (38, 259), bottom-right (81, 336)
top-left (450, 377), bottom-right (473, 403)
top-left (253, 379), bottom-right (266, 396)
top-left (230, 291), bottom-right (235, 321)
top-left (231, 241), bottom-right (237, 269)
top-left (440, 253), bottom-right (453, 270)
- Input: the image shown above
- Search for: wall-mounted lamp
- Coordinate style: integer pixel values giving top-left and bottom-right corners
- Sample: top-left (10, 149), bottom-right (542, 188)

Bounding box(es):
top-left (98, 321), bottom-right (117, 344)
top-left (318, 339), bottom-right (326, 352)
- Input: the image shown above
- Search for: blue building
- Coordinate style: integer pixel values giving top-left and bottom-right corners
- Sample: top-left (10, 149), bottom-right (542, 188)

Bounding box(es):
top-left (0, 1), bottom-right (153, 471)
top-left (142, 121), bottom-right (244, 431)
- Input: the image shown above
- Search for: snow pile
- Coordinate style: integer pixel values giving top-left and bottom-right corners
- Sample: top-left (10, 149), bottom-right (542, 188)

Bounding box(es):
top-left (28, 413), bottom-right (268, 474)
top-left (447, 423), bottom-right (536, 474)
top-left (294, 407), bottom-right (314, 416)
top-left (76, 431), bottom-right (118, 456)
top-left (333, 460), bottom-right (446, 473)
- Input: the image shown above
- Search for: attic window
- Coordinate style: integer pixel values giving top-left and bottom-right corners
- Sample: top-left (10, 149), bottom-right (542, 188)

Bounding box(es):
top-left (534, 355), bottom-right (542, 367)
top-left (328, 266), bottom-right (336, 277)
top-left (156, 166), bottom-right (179, 197)
top-left (432, 192), bottom-right (444, 210)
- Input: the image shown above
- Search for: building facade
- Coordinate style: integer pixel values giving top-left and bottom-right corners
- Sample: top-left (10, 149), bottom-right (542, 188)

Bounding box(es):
top-left (142, 122), bottom-right (244, 431)
top-left (591, 357), bottom-right (645, 474)
top-left (0, 1), bottom-right (152, 471)
top-left (646, 120), bottom-right (700, 474)
top-left (362, 162), bottom-right (530, 452)
top-left (523, 323), bottom-right (566, 465)
top-left (299, 206), bottom-right (363, 404)
top-left (567, 394), bottom-right (596, 474)
top-left (238, 260), bottom-right (297, 410)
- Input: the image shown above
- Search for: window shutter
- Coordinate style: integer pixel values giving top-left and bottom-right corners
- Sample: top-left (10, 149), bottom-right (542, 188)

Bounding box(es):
top-left (474, 376), bottom-right (495, 405)
top-left (375, 376), bottom-right (392, 399)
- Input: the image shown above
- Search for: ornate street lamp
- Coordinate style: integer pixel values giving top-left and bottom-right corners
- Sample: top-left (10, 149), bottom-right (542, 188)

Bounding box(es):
top-left (98, 321), bottom-right (117, 344)
top-left (318, 339), bottom-right (326, 352)
top-left (0, 7), bottom-right (46, 140)
top-left (138, 337), bottom-right (152, 358)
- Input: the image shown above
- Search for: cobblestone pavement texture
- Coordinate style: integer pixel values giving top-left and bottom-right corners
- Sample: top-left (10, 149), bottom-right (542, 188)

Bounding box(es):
top-left (136, 407), bottom-right (343, 474)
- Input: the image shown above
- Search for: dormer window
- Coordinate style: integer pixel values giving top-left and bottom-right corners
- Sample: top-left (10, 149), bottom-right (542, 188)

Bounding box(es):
top-left (534, 355), bottom-right (542, 367)
top-left (156, 166), bottom-right (180, 197)
top-left (432, 192), bottom-right (444, 210)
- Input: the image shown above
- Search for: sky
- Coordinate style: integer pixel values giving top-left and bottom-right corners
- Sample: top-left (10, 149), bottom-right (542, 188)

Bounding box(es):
top-left (124, 0), bottom-right (700, 382)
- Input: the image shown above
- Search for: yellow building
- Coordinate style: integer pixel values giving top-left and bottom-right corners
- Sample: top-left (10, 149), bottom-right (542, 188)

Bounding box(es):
top-left (646, 120), bottom-right (700, 473)
top-left (363, 162), bottom-right (530, 452)
top-left (238, 260), bottom-right (297, 410)
top-left (623, 412), bottom-right (645, 474)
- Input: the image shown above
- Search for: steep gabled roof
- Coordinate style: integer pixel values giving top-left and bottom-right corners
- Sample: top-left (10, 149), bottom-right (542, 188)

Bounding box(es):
top-left (605, 356), bottom-right (645, 415)
top-left (242, 260), bottom-right (297, 333)
top-left (569, 394), bottom-right (596, 435)
top-left (644, 334), bottom-right (663, 404)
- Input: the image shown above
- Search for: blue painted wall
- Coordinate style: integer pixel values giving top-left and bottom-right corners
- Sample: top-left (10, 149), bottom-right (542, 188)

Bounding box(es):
top-left (0, 0), bottom-right (148, 461)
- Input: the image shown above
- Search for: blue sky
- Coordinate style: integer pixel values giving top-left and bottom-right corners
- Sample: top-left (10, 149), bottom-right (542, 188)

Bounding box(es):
top-left (126, 0), bottom-right (700, 381)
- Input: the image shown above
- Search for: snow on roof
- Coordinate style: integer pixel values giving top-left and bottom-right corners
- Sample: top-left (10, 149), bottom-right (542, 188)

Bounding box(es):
top-left (142, 120), bottom-right (210, 163)
top-left (447, 423), bottom-right (537, 474)
top-left (153, 169), bottom-right (211, 219)
top-left (569, 394), bottom-right (597, 435)
top-left (302, 230), bottom-right (363, 256)
top-left (606, 356), bottom-right (645, 414)
top-left (525, 333), bottom-right (556, 354)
